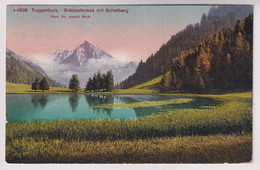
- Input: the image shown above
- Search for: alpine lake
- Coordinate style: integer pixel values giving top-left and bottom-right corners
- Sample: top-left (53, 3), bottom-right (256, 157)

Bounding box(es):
top-left (6, 94), bottom-right (220, 122)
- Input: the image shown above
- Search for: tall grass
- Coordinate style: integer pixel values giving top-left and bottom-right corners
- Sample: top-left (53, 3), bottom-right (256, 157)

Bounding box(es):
top-left (6, 135), bottom-right (252, 163)
top-left (6, 92), bottom-right (252, 163)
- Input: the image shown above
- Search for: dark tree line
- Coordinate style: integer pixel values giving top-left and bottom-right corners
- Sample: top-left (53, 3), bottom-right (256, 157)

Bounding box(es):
top-left (160, 15), bottom-right (253, 92)
top-left (85, 70), bottom-right (114, 92)
top-left (44, 71), bottom-right (114, 93)
top-left (31, 77), bottom-right (49, 92)
top-left (118, 6), bottom-right (253, 89)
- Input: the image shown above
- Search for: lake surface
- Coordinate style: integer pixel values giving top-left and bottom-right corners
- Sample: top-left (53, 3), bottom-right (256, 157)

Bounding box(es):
top-left (6, 94), bottom-right (219, 122)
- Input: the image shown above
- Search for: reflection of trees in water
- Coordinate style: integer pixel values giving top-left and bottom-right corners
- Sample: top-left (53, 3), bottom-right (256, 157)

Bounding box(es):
top-left (31, 94), bottom-right (49, 109)
top-left (132, 107), bottom-right (161, 117)
top-left (84, 94), bottom-right (114, 117)
top-left (69, 94), bottom-right (79, 112)
top-left (118, 96), bottom-right (219, 117)
top-left (116, 96), bottom-right (161, 117)
top-left (84, 95), bottom-right (220, 118)
top-left (117, 96), bottom-right (137, 103)
top-left (116, 96), bottom-right (155, 117)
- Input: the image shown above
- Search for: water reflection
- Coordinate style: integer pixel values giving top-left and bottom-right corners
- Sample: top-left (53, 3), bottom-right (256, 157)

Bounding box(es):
top-left (117, 95), bottom-right (220, 116)
top-left (6, 94), bottom-right (221, 122)
top-left (116, 96), bottom-right (137, 103)
top-left (84, 94), bottom-right (114, 117)
top-left (31, 94), bottom-right (49, 109)
top-left (116, 96), bottom-right (162, 117)
top-left (84, 94), bottom-right (218, 118)
top-left (68, 94), bottom-right (79, 112)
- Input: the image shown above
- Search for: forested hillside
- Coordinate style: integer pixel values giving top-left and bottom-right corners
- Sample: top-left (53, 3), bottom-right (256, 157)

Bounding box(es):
top-left (119, 6), bottom-right (253, 89)
top-left (161, 15), bottom-right (253, 92)
top-left (6, 53), bottom-right (64, 88)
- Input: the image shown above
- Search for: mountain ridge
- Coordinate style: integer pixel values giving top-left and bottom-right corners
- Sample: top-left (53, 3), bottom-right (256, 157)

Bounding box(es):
top-left (53, 40), bottom-right (113, 67)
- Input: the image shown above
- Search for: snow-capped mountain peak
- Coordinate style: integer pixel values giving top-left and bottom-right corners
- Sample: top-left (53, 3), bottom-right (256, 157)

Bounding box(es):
top-left (53, 40), bottom-right (112, 66)
top-left (53, 49), bottom-right (73, 63)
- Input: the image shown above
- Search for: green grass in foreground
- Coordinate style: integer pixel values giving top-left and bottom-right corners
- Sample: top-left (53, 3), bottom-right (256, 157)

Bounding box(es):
top-left (6, 92), bottom-right (252, 163)
top-left (6, 134), bottom-right (251, 163)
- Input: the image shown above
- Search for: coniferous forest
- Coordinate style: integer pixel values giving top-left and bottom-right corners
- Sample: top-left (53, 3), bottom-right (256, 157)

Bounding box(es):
top-left (160, 15), bottom-right (253, 92)
top-left (119, 6), bottom-right (253, 91)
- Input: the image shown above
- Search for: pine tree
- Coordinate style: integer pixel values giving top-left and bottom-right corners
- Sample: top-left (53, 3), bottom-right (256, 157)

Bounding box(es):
top-left (106, 70), bottom-right (114, 92)
top-left (97, 71), bottom-right (102, 91)
top-left (85, 77), bottom-right (93, 92)
top-left (199, 44), bottom-right (212, 89)
top-left (39, 77), bottom-right (49, 92)
top-left (231, 31), bottom-right (246, 87)
top-left (244, 14), bottom-right (253, 47)
top-left (160, 74), bottom-right (166, 92)
top-left (172, 71), bottom-right (177, 88)
top-left (93, 73), bottom-right (99, 91)
top-left (32, 78), bottom-right (40, 92)
top-left (183, 66), bottom-right (191, 88)
top-left (101, 73), bottom-right (107, 91)
top-left (222, 53), bottom-right (232, 87)
top-left (160, 71), bottom-right (172, 92)
top-left (69, 74), bottom-right (80, 92)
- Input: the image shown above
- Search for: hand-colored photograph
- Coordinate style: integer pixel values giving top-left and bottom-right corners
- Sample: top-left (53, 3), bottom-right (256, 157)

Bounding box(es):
top-left (5, 5), bottom-right (253, 163)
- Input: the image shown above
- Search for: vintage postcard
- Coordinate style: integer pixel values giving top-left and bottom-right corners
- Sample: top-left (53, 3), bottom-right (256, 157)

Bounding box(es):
top-left (2, 0), bottom-right (260, 169)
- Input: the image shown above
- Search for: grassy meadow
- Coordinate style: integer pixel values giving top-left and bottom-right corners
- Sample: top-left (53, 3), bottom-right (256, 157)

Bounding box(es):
top-left (6, 82), bottom-right (85, 94)
top-left (6, 134), bottom-right (251, 163)
top-left (6, 80), bottom-right (253, 163)
top-left (129, 75), bottom-right (163, 89)
top-left (6, 82), bottom-right (155, 94)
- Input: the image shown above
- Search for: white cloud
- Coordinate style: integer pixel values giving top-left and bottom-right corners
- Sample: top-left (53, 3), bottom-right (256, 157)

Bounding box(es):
top-left (30, 56), bottom-right (137, 88)
top-left (109, 50), bottom-right (140, 63)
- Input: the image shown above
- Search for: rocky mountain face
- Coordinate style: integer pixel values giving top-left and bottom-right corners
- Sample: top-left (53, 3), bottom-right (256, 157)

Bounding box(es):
top-left (53, 40), bottom-right (112, 66)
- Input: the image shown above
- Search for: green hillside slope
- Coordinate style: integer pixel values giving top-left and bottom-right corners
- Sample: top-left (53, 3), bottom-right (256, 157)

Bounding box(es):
top-left (6, 54), bottom-right (64, 88)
